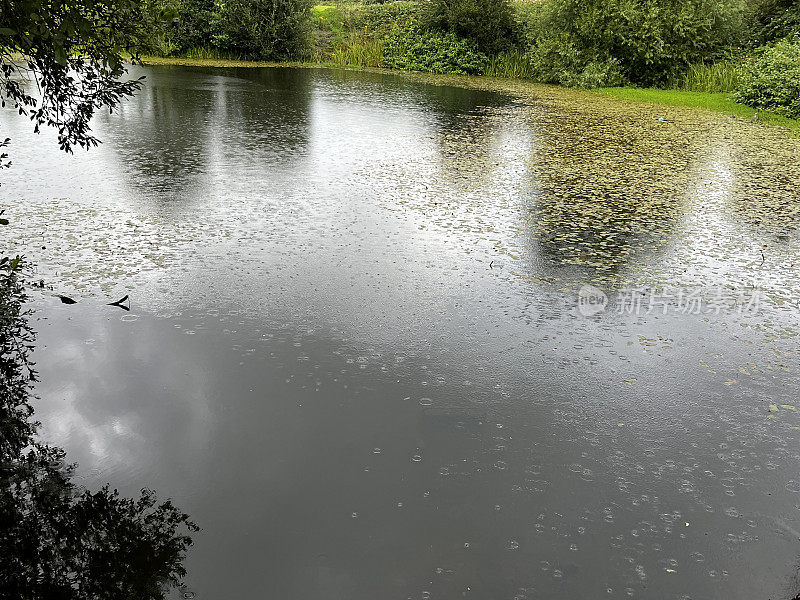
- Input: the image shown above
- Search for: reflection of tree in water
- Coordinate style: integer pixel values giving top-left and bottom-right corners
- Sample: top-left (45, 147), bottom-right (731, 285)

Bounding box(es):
top-left (522, 109), bottom-right (695, 283)
top-left (0, 265), bottom-right (197, 599)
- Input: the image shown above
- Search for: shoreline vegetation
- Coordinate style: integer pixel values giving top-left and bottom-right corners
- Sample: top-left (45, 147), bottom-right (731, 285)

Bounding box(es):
top-left (139, 55), bottom-right (800, 133)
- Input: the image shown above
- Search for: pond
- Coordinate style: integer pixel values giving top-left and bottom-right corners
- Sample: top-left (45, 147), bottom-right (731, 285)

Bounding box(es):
top-left (2, 64), bottom-right (800, 599)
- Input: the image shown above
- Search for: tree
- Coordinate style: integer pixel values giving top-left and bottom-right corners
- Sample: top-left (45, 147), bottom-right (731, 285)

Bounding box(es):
top-left (0, 0), bottom-right (155, 152)
top-left (172, 0), bottom-right (217, 53)
top-left (750, 0), bottom-right (800, 43)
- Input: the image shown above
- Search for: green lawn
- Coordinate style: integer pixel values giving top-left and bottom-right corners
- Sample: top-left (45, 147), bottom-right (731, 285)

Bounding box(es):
top-left (597, 87), bottom-right (800, 133)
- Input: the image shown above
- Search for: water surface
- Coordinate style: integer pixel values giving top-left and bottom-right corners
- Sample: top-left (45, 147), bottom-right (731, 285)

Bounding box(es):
top-left (3, 65), bottom-right (800, 599)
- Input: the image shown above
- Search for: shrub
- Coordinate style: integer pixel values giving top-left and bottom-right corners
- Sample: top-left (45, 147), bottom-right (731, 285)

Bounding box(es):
top-left (383, 23), bottom-right (489, 75)
top-left (528, 0), bottom-right (746, 88)
top-left (216, 0), bottom-right (312, 60)
top-left (425, 0), bottom-right (519, 55)
top-left (748, 0), bottom-right (800, 44)
top-left (735, 37), bottom-right (800, 118)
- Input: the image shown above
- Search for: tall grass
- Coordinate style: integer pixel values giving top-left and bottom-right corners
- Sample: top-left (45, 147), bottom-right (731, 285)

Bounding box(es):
top-left (668, 61), bottom-right (741, 93)
top-left (329, 37), bottom-right (384, 68)
top-left (484, 50), bottom-right (534, 78)
top-left (182, 46), bottom-right (240, 61)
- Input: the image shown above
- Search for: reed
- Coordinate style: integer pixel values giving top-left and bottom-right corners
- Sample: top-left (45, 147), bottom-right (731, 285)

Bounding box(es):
top-left (668, 61), bottom-right (741, 93)
top-left (484, 50), bottom-right (534, 78)
top-left (330, 37), bottom-right (385, 68)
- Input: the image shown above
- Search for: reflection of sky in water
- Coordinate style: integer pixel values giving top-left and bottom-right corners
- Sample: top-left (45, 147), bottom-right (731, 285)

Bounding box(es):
top-left (3, 65), bottom-right (800, 599)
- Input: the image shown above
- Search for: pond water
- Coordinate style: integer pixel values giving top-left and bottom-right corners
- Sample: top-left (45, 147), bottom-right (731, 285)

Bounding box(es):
top-left (3, 64), bottom-right (800, 599)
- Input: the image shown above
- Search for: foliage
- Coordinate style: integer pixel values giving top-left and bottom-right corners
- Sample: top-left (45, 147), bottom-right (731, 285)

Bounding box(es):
top-left (383, 22), bottom-right (489, 75)
top-left (527, 0), bottom-right (747, 88)
top-left (330, 1), bottom-right (419, 36)
top-left (215, 0), bottom-right (313, 60)
top-left (1, 5), bottom-right (197, 592)
top-left (0, 0), bottom-right (157, 152)
top-left (735, 37), bottom-right (800, 118)
top-left (0, 251), bottom-right (34, 456)
top-left (310, 1), bottom-right (418, 62)
top-left (0, 261), bottom-right (198, 599)
top-left (172, 0), bottom-right (216, 52)
top-left (748, 0), bottom-right (800, 44)
top-left (425, 0), bottom-right (519, 55)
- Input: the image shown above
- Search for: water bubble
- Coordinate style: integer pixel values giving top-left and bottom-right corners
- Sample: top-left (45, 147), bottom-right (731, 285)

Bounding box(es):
top-left (419, 397), bottom-right (433, 406)
top-left (690, 552), bottom-right (705, 563)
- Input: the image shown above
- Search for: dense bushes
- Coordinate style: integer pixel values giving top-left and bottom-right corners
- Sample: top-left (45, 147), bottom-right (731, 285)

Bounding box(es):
top-left (425, 0), bottom-right (518, 55)
top-left (383, 23), bottom-right (489, 74)
top-left (736, 37), bottom-right (800, 118)
top-left (527, 0), bottom-right (746, 87)
top-left (215, 0), bottom-right (312, 59)
top-left (147, 0), bottom-right (312, 60)
top-left (748, 0), bottom-right (800, 43)
top-left (172, 0), bottom-right (217, 53)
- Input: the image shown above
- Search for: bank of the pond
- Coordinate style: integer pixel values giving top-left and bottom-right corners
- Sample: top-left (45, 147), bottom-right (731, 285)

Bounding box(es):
top-left (598, 87), bottom-right (800, 133)
top-left (140, 56), bottom-right (800, 134)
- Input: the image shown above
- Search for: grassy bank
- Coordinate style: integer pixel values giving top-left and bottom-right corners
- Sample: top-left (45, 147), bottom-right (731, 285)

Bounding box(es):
top-left (597, 87), bottom-right (800, 132)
